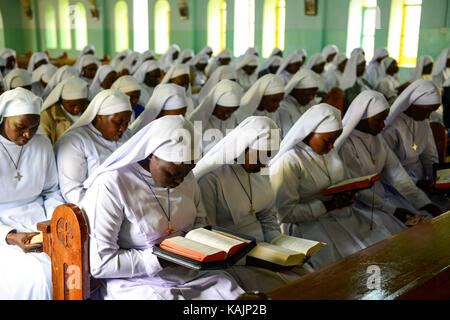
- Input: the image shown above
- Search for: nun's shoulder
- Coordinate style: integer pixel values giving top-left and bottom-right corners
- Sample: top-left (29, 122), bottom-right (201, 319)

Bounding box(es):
top-left (31, 133), bottom-right (53, 151)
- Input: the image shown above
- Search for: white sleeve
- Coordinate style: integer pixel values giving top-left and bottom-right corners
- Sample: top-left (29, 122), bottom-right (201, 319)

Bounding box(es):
top-left (198, 174), bottom-right (219, 226)
top-left (419, 123), bottom-right (439, 179)
top-left (192, 176), bottom-right (208, 228)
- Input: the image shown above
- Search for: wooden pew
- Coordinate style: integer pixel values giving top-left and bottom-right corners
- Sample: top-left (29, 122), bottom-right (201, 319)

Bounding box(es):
top-left (266, 211), bottom-right (450, 300)
top-left (430, 122), bottom-right (448, 163)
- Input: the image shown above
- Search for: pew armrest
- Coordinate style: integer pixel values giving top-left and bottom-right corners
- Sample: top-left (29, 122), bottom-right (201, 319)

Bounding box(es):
top-left (37, 220), bottom-right (52, 257)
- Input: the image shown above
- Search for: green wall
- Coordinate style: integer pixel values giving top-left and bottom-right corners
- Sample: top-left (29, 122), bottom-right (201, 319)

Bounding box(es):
top-left (0, 0), bottom-right (449, 81)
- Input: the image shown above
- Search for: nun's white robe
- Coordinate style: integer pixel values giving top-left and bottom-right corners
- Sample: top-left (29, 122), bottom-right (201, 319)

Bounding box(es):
top-left (54, 124), bottom-right (130, 205)
top-left (200, 114), bottom-right (239, 154)
top-left (338, 129), bottom-right (433, 234)
top-left (270, 143), bottom-right (392, 270)
top-left (277, 96), bottom-right (314, 138)
top-left (0, 134), bottom-right (64, 299)
top-left (375, 75), bottom-right (400, 104)
top-left (199, 164), bottom-right (313, 292)
top-left (80, 165), bottom-right (245, 300)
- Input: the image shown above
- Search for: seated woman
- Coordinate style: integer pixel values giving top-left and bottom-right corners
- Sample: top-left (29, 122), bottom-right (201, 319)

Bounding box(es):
top-left (54, 89), bottom-right (132, 205)
top-left (275, 52), bottom-right (304, 85)
top-left (129, 83), bottom-right (188, 135)
top-left (277, 69), bottom-right (320, 137)
top-left (234, 54), bottom-right (259, 92)
top-left (111, 75), bottom-right (144, 124)
top-left (269, 103), bottom-right (391, 270)
top-left (175, 49), bottom-right (195, 65)
top-left (194, 116), bottom-right (313, 292)
top-left (40, 77), bottom-right (89, 145)
top-left (406, 56), bottom-right (434, 83)
top-left (188, 79), bottom-right (243, 153)
top-left (76, 55), bottom-right (100, 86)
top-left (27, 52), bottom-right (50, 73)
top-left (160, 64), bottom-right (196, 113)
top-left (340, 52), bottom-right (372, 113)
top-left (31, 64), bottom-right (57, 98)
top-left (41, 65), bottom-right (79, 100)
top-left (198, 66), bottom-right (238, 104)
top-left (258, 55), bottom-right (282, 79)
top-left (133, 60), bottom-right (162, 106)
top-left (364, 48), bottom-right (389, 88)
top-left (375, 57), bottom-right (410, 104)
top-left (80, 115), bottom-right (245, 300)
top-left (334, 90), bottom-right (441, 235)
top-left (205, 49), bottom-right (233, 77)
top-left (4, 69), bottom-right (33, 91)
top-left (322, 44), bottom-right (339, 72)
top-left (303, 53), bottom-right (328, 98)
top-left (383, 79), bottom-right (449, 211)
top-left (0, 88), bottom-right (64, 299)
top-left (0, 48), bottom-right (17, 76)
top-left (88, 65), bottom-right (119, 100)
top-left (323, 53), bottom-right (347, 93)
top-left (235, 74), bottom-right (285, 134)
top-left (73, 44), bottom-right (97, 70)
top-left (187, 54), bottom-right (209, 100)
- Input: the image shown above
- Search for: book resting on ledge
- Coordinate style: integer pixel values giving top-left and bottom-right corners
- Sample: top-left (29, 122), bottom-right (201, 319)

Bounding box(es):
top-left (322, 173), bottom-right (382, 196)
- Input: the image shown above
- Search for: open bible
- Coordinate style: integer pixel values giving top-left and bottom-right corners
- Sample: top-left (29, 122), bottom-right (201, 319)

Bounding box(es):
top-left (153, 226), bottom-right (256, 270)
top-left (433, 163), bottom-right (450, 189)
top-left (323, 173), bottom-right (382, 196)
top-left (245, 234), bottom-right (326, 271)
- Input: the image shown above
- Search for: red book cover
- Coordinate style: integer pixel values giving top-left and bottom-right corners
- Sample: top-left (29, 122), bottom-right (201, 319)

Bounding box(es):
top-left (323, 173), bottom-right (382, 196)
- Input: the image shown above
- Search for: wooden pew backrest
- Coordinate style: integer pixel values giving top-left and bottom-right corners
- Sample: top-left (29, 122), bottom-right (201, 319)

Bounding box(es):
top-left (430, 121), bottom-right (447, 163)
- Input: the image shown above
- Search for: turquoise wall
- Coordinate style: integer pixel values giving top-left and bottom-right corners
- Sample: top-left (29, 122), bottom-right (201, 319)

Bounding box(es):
top-left (0, 0), bottom-right (448, 80)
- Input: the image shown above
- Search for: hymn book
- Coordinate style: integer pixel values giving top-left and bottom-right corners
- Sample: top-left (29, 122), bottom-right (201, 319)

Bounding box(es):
top-left (322, 173), bottom-right (382, 196)
top-left (245, 234), bottom-right (326, 271)
top-left (153, 226), bottom-right (256, 270)
top-left (29, 233), bottom-right (43, 244)
top-left (434, 168), bottom-right (450, 189)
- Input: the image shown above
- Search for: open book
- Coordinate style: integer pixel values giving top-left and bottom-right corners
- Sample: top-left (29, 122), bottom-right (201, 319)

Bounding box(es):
top-left (29, 233), bottom-right (43, 245)
top-left (323, 173), bottom-right (382, 196)
top-left (246, 234), bottom-right (326, 270)
top-left (434, 168), bottom-right (450, 189)
top-left (153, 226), bottom-right (256, 270)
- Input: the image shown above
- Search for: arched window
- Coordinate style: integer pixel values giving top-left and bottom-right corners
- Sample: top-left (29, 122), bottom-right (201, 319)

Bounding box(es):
top-left (133, 0), bottom-right (149, 52)
top-left (45, 5), bottom-right (58, 49)
top-left (73, 2), bottom-right (88, 51)
top-left (262, 0), bottom-right (285, 58)
top-left (155, 0), bottom-right (170, 55)
top-left (208, 0), bottom-right (227, 55)
top-left (234, 0), bottom-right (255, 57)
top-left (115, 1), bottom-right (130, 53)
top-left (59, 0), bottom-right (72, 49)
top-left (361, 0), bottom-right (377, 61)
top-left (0, 11), bottom-right (5, 49)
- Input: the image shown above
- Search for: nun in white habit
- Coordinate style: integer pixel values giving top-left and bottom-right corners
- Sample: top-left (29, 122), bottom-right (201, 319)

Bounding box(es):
top-left (54, 89), bottom-right (132, 205)
top-left (275, 52), bottom-right (304, 85)
top-left (375, 57), bottom-right (402, 104)
top-left (269, 103), bottom-right (392, 270)
top-left (128, 83), bottom-right (188, 135)
top-left (340, 52), bottom-right (372, 110)
top-left (76, 54), bottom-right (101, 85)
top-left (111, 75), bottom-right (145, 124)
top-left (133, 60), bottom-right (162, 106)
top-left (31, 64), bottom-right (57, 97)
top-left (277, 69), bottom-right (320, 137)
top-left (406, 56), bottom-right (434, 83)
top-left (258, 55), bottom-right (282, 78)
top-left (233, 54), bottom-right (259, 92)
top-left (110, 49), bottom-right (132, 69)
top-left (198, 65), bottom-right (238, 104)
top-left (4, 69), bottom-right (33, 90)
top-left (0, 48), bottom-right (17, 76)
top-left (41, 65), bottom-right (79, 101)
top-left (322, 45), bottom-right (339, 72)
top-left (188, 79), bottom-right (243, 153)
top-left (80, 115), bottom-right (245, 300)
top-left (73, 44), bottom-right (97, 70)
top-left (188, 53), bottom-right (209, 94)
top-left (334, 90), bottom-right (439, 234)
top-left (194, 116), bottom-right (313, 292)
top-left (364, 47), bottom-right (389, 88)
top-left (88, 65), bottom-right (119, 100)
top-left (204, 49), bottom-right (233, 77)
top-left (27, 52), bottom-right (50, 73)
top-left (160, 64), bottom-right (196, 113)
top-left (432, 48), bottom-right (450, 89)
top-left (235, 74), bottom-right (285, 134)
top-left (159, 44), bottom-right (181, 72)
top-left (0, 88), bottom-right (64, 299)
top-left (303, 53), bottom-right (328, 96)
top-left (323, 53), bottom-right (347, 93)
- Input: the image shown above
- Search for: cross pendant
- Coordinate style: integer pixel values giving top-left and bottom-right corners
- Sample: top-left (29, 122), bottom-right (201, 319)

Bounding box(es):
top-left (15, 171), bottom-right (22, 181)
top-left (249, 206), bottom-right (255, 215)
top-left (412, 143), bottom-right (418, 151)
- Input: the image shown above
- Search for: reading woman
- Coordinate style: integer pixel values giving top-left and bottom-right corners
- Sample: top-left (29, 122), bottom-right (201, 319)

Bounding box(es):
top-left (132, 60), bottom-right (162, 106)
top-left (234, 53), bottom-right (259, 92)
top-left (269, 103), bottom-right (391, 270)
top-left (160, 64), bottom-right (196, 113)
top-left (80, 115), bottom-right (245, 300)
top-left (88, 65), bottom-right (120, 101)
top-left (334, 90), bottom-right (441, 234)
top-left (0, 88), bottom-right (64, 299)
top-left (275, 52), bottom-right (304, 85)
top-left (194, 116), bottom-right (312, 292)
top-left (54, 89), bottom-right (132, 205)
top-left (111, 75), bottom-right (145, 124)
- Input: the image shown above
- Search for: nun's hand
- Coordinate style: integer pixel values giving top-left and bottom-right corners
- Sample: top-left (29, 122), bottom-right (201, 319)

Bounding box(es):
top-left (419, 203), bottom-right (442, 217)
top-left (6, 232), bottom-right (43, 253)
top-left (393, 208), bottom-right (414, 223)
top-left (417, 179), bottom-right (437, 194)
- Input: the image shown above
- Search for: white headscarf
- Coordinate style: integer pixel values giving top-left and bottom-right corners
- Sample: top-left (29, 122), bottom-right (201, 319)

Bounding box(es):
top-left (111, 75), bottom-right (142, 94)
top-left (110, 50), bottom-right (132, 69)
top-left (199, 65), bottom-right (238, 104)
top-left (270, 48), bottom-right (283, 57)
top-left (193, 116), bottom-right (280, 179)
top-left (83, 115), bottom-right (201, 188)
top-left (284, 69), bottom-right (320, 97)
top-left (188, 79), bottom-right (243, 124)
top-left (133, 60), bottom-right (160, 84)
top-left (42, 65), bottom-right (79, 100)
top-left (66, 89), bottom-right (132, 132)
top-left (27, 52), bottom-right (50, 73)
top-left (259, 55), bottom-right (282, 74)
top-left (304, 53), bottom-right (327, 71)
top-left (269, 103), bottom-right (342, 165)
top-left (369, 47), bottom-right (389, 64)
top-left (0, 87), bottom-right (42, 119)
top-left (41, 76), bottom-right (89, 112)
top-left (238, 74), bottom-right (285, 117)
top-left (89, 65), bottom-right (118, 100)
top-left (432, 48), bottom-right (450, 78)
top-left (160, 64), bottom-right (195, 111)
top-left (351, 48), bottom-right (365, 57)
top-left (188, 53), bottom-right (210, 67)
top-left (131, 50), bottom-right (156, 74)
top-left (118, 52), bottom-right (141, 74)
top-left (340, 52), bottom-right (366, 91)
top-left (199, 46), bottom-right (213, 56)
top-left (385, 79), bottom-right (441, 126)
top-left (159, 44), bottom-right (181, 72)
top-left (205, 49), bottom-right (233, 76)
top-left (322, 45), bottom-right (339, 60)
top-left (73, 44), bottom-right (97, 69)
top-left (129, 83), bottom-right (188, 134)
top-left (332, 53), bottom-right (348, 68)
top-left (406, 56), bottom-right (434, 82)
top-left (76, 55), bottom-right (101, 76)
top-left (293, 49), bottom-right (307, 61)
top-left (276, 53), bottom-right (303, 76)
top-left (0, 49), bottom-right (17, 71)
top-left (234, 54), bottom-right (259, 90)
top-left (334, 90), bottom-right (389, 150)
top-left (175, 49), bottom-right (195, 64)
top-left (4, 69), bottom-right (32, 90)
top-left (376, 57), bottom-right (400, 87)
top-left (32, 64), bottom-right (57, 84)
